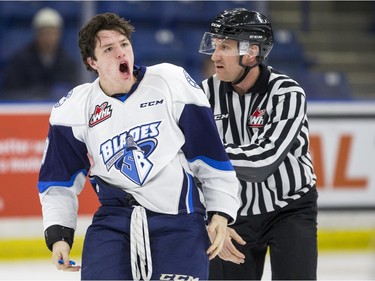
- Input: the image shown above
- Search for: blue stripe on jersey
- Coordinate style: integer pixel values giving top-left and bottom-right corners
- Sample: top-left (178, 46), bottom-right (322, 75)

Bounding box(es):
top-left (179, 104), bottom-right (234, 167)
top-left (188, 156), bottom-right (233, 171)
top-left (185, 171), bottom-right (194, 213)
top-left (178, 170), bottom-right (205, 215)
top-left (37, 169), bottom-right (88, 193)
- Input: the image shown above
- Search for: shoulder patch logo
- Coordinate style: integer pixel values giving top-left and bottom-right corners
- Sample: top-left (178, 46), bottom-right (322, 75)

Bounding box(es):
top-left (54, 90), bottom-right (73, 108)
top-left (89, 102), bottom-right (112, 127)
top-left (183, 70), bottom-right (201, 89)
top-left (248, 107), bottom-right (266, 128)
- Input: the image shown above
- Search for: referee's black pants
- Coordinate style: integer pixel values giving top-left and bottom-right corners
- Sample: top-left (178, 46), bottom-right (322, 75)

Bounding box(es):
top-left (209, 188), bottom-right (318, 280)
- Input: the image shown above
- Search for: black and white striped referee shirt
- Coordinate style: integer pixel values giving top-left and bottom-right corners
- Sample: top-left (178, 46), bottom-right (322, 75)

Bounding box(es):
top-left (201, 64), bottom-right (317, 216)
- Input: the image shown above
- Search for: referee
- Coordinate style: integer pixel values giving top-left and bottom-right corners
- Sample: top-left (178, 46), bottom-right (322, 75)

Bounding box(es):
top-left (199, 8), bottom-right (318, 280)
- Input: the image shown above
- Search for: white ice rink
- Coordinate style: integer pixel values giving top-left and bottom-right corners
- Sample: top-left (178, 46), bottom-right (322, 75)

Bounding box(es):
top-left (1, 213), bottom-right (375, 280)
top-left (0, 251), bottom-right (374, 280)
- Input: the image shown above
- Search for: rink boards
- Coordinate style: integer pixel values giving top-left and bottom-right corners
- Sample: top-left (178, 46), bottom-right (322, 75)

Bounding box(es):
top-left (0, 102), bottom-right (375, 258)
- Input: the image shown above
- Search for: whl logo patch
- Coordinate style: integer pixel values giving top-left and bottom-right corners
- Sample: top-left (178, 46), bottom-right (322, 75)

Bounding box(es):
top-left (89, 102), bottom-right (112, 127)
top-left (248, 107), bottom-right (266, 128)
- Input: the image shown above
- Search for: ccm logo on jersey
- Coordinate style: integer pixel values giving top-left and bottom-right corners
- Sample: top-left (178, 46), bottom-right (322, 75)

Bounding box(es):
top-left (248, 107), bottom-right (266, 128)
top-left (89, 102), bottom-right (113, 127)
top-left (140, 99), bottom-right (164, 108)
top-left (159, 273), bottom-right (199, 281)
top-left (214, 113), bottom-right (229, 120)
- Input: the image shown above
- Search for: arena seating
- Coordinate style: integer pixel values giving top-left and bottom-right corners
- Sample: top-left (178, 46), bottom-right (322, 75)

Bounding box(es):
top-left (0, 1), bottom-right (354, 100)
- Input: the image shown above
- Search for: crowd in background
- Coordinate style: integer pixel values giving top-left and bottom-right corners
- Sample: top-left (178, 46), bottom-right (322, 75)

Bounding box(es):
top-left (0, 1), bottom-right (374, 102)
top-left (1, 7), bottom-right (79, 101)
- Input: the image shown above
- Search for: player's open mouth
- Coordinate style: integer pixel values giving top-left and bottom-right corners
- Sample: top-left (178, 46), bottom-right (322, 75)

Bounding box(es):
top-left (119, 62), bottom-right (129, 74)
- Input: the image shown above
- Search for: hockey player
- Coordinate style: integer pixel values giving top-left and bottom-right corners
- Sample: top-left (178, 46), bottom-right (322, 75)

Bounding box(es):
top-left (198, 8), bottom-right (318, 280)
top-left (37, 13), bottom-right (240, 280)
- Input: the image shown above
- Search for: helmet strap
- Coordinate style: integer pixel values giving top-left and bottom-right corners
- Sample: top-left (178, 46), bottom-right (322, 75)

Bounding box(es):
top-left (232, 55), bottom-right (260, 85)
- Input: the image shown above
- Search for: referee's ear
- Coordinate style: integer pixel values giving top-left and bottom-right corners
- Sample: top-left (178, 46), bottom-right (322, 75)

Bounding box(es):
top-left (245, 44), bottom-right (259, 63)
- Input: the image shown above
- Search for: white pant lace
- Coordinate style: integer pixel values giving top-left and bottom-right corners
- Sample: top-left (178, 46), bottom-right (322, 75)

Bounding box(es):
top-left (130, 205), bottom-right (152, 281)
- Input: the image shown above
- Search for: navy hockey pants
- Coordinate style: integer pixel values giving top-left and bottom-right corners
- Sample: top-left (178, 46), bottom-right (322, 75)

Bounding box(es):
top-left (209, 188), bottom-right (318, 280)
top-left (80, 201), bottom-right (210, 280)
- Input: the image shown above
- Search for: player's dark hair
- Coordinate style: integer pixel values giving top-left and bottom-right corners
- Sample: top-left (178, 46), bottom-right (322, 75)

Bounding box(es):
top-left (78, 13), bottom-right (135, 73)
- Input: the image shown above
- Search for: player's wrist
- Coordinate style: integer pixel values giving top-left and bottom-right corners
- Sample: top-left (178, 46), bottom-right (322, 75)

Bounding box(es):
top-left (44, 225), bottom-right (75, 251)
top-left (207, 211), bottom-right (232, 223)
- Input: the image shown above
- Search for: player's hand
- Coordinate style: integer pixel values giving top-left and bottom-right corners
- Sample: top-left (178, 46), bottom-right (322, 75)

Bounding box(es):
top-left (218, 227), bottom-right (246, 264)
top-left (52, 241), bottom-right (81, 272)
top-left (206, 214), bottom-right (228, 260)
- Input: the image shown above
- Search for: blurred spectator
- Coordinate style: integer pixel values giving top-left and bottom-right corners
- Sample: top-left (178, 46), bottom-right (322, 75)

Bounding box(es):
top-left (1, 7), bottom-right (79, 101)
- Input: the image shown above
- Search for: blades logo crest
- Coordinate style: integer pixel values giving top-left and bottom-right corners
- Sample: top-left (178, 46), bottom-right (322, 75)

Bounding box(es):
top-left (100, 122), bottom-right (161, 187)
top-left (115, 135), bottom-right (154, 186)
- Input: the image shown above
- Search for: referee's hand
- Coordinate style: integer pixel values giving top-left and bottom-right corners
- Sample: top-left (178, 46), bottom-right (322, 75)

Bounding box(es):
top-left (206, 214), bottom-right (228, 260)
top-left (218, 227), bottom-right (246, 264)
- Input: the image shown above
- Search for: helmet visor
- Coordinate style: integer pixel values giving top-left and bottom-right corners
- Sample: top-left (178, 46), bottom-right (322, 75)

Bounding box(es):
top-left (199, 32), bottom-right (250, 56)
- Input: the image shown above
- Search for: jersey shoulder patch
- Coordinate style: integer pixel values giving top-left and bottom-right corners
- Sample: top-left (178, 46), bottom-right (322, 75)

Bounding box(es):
top-left (50, 81), bottom-right (96, 126)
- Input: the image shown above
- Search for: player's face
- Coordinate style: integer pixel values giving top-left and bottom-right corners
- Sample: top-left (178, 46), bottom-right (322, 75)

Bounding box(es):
top-left (210, 38), bottom-right (246, 83)
top-left (87, 29), bottom-right (135, 96)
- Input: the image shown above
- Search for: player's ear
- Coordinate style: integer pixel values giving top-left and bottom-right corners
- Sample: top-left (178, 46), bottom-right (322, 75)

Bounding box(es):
top-left (87, 57), bottom-right (97, 70)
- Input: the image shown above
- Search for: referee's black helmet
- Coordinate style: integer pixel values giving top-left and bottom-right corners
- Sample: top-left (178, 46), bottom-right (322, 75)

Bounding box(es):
top-left (209, 8), bottom-right (274, 61)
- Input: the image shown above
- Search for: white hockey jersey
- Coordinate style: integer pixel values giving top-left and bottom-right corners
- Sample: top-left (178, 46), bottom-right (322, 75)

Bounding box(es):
top-left (38, 63), bottom-right (240, 231)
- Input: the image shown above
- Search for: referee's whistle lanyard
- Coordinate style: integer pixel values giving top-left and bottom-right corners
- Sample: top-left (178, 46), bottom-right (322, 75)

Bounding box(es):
top-left (130, 205), bottom-right (152, 281)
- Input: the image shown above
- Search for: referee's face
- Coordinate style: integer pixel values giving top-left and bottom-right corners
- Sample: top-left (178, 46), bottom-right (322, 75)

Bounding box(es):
top-left (211, 38), bottom-right (245, 83)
